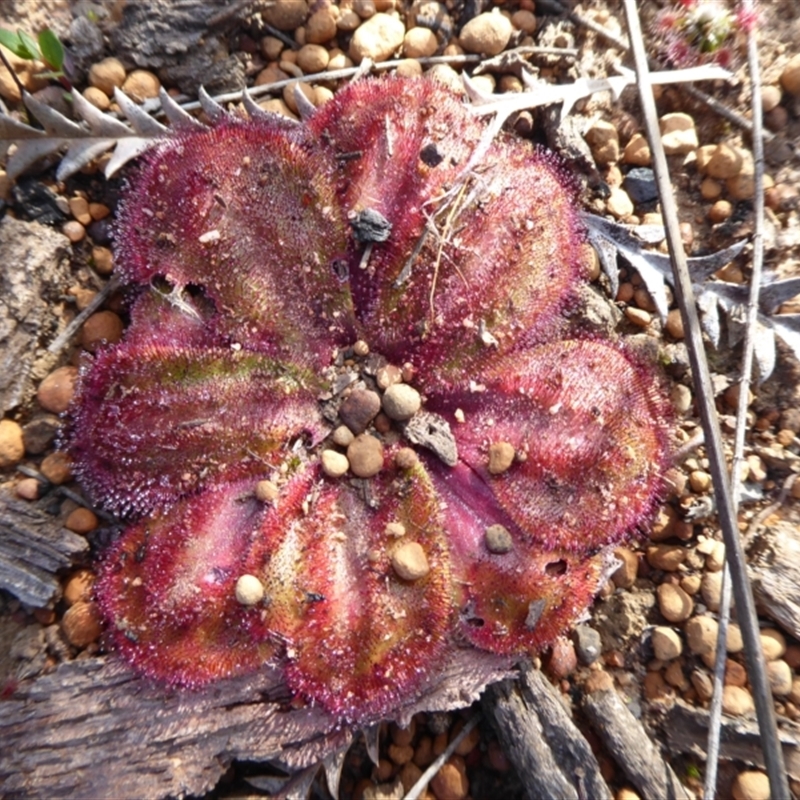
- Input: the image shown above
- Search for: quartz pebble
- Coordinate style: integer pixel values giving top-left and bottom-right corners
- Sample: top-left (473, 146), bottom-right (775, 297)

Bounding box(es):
top-left (701, 571), bottom-right (722, 611)
top-left (547, 636), bottom-right (577, 679)
top-left (732, 771), bottom-right (770, 800)
top-left (306, 7), bottom-right (338, 43)
top-left (431, 758), bottom-right (469, 800)
top-left (403, 27), bottom-right (438, 58)
top-left (347, 433), bottom-right (384, 477)
top-left (40, 451), bottom-right (72, 484)
top-left (297, 44), bottom-right (329, 73)
top-left (623, 133), bottom-right (651, 166)
top-left (16, 477), bottom-right (39, 500)
top-left (392, 542), bottom-right (430, 581)
top-left (607, 186), bottom-right (634, 218)
top-left (0, 419), bottom-right (24, 468)
top-left (652, 626), bottom-right (683, 661)
top-left (659, 113), bottom-right (698, 155)
top-left (382, 383), bottom-right (421, 420)
top-left (706, 144), bottom-right (743, 179)
top-left (646, 544), bottom-right (685, 572)
top-left (612, 546), bottom-right (638, 588)
top-left (349, 13), bottom-right (405, 62)
top-left (235, 574), bottom-right (265, 606)
top-left (585, 120), bottom-right (620, 165)
top-left (92, 245), bottom-right (114, 275)
top-left (121, 69), bottom-right (160, 102)
top-left (63, 220), bottom-right (85, 243)
top-left (760, 628), bottom-right (786, 661)
top-left (264, 0), bottom-right (308, 29)
top-left (321, 449), bottom-right (350, 478)
top-left (332, 425), bottom-right (355, 447)
top-left (459, 11), bottom-right (512, 56)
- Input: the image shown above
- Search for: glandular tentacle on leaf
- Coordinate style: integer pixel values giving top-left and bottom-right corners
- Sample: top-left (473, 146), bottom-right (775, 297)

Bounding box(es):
top-left (69, 330), bottom-right (325, 516)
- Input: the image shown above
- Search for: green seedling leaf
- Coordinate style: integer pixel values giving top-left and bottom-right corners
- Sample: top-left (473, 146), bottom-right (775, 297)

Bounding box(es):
top-left (17, 29), bottom-right (42, 61)
top-left (0, 29), bottom-right (30, 59)
top-left (38, 28), bottom-right (64, 71)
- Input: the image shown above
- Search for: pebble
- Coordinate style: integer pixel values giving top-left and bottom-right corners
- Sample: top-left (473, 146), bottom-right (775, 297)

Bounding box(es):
top-left (332, 425), bottom-right (355, 447)
top-left (396, 58), bottom-right (423, 77)
top-left (296, 44), bottom-right (330, 73)
top-left (264, 0), bottom-right (308, 29)
top-left (791, 677), bottom-right (800, 705)
top-left (585, 120), bottom-right (620, 165)
top-left (430, 758), bottom-right (469, 800)
top-left (376, 364), bottom-right (403, 390)
top-left (395, 447), bottom-right (419, 470)
top-left (726, 172), bottom-right (756, 201)
top-left (347, 433), bottom-right (384, 477)
top-left (81, 311), bottom-right (124, 352)
top-left (121, 69), bottom-right (161, 102)
top-left (321, 448), bottom-right (350, 478)
top-left (61, 600), bottom-right (102, 648)
top-left (349, 13), bottom-right (405, 62)
top-left (235, 574), bottom-right (265, 606)
top-left (722, 685), bottom-right (755, 716)
top-left (306, 7), bottom-right (338, 43)
top-left (606, 186), bottom-right (634, 218)
top-left (388, 742), bottom-right (414, 765)
top-left (511, 10), bottom-right (537, 34)
top-left (88, 57), bottom-right (127, 96)
top-left (780, 53), bottom-right (800, 96)
top-left (685, 615), bottom-right (718, 657)
top-left (16, 477), bottom-right (39, 500)
top-left (399, 762), bottom-right (423, 792)
top-left (643, 670), bottom-right (673, 702)
top-left (708, 199), bottom-right (733, 223)
top-left (659, 113), bottom-right (698, 155)
top-left (0, 419), bottom-right (25, 468)
top-left (340, 388), bottom-right (382, 434)
top-left (92, 245), bottom-right (114, 275)
top-left (452, 720), bottom-right (480, 756)
top-left (573, 625), bottom-right (602, 665)
top-left (65, 507), bottom-right (99, 534)
top-left (725, 658), bottom-right (747, 687)
top-left (705, 541), bottom-right (725, 572)
top-left (700, 571), bottom-right (722, 611)
top-left (64, 569), bottom-right (95, 606)
top-left (63, 220), bottom-right (86, 243)
top-left (487, 441), bottom-right (515, 475)
top-left (706, 144), bottom-right (743, 179)
top-left (382, 383), bottom-right (421, 421)
top-left (767, 659), bottom-right (793, 695)
top-left (40, 451), bottom-right (72, 484)
top-left (623, 133), bottom-right (651, 166)
top-left (385, 521), bottom-right (406, 538)
top-left (459, 11), bottom-right (513, 56)
top-left (40, 367), bottom-right (80, 417)
top-left (664, 660), bottom-right (689, 691)
top-left (700, 177), bottom-right (723, 201)
top-left (760, 628), bottom-right (786, 661)
top-left (652, 626), bottom-right (683, 661)
top-left (69, 196), bottom-right (91, 225)
top-left (612, 546), bottom-right (638, 588)
top-left (657, 583), bottom-right (693, 623)
top-left (484, 523), bottom-right (513, 554)
top-left (670, 384), bottom-right (692, 414)
top-left (760, 85), bottom-right (782, 114)
top-left (391, 542), bottom-right (430, 581)
top-left (689, 469), bottom-right (712, 493)
top-left (403, 27), bottom-right (438, 58)
top-left (625, 307), bottom-right (651, 327)
top-left (732, 770), bottom-right (770, 800)
top-left (727, 623), bottom-right (744, 653)
top-left (691, 669), bottom-right (714, 701)
top-left (255, 479), bottom-right (279, 503)
top-left (646, 544), bottom-right (685, 572)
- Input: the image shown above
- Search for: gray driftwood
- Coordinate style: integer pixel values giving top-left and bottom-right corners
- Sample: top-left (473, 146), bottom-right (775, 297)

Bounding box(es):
top-left (662, 700), bottom-right (800, 781)
top-left (0, 216), bottom-right (71, 414)
top-left (484, 662), bottom-right (613, 800)
top-left (582, 685), bottom-right (695, 800)
top-left (0, 492), bottom-right (88, 607)
top-left (748, 515), bottom-right (800, 640)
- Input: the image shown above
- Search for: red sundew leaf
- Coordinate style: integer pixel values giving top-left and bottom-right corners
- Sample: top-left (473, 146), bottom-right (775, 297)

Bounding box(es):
top-left (95, 481), bottom-right (279, 686)
top-left (114, 118), bottom-right (355, 368)
top-left (249, 461), bottom-right (452, 723)
top-left (428, 339), bottom-right (672, 553)
top-left (428, 460), bottom-right (607, 654)
top-left (68, 334), bottom-right (325, 516)
top-left (306, 77), bottom-right (484, 332)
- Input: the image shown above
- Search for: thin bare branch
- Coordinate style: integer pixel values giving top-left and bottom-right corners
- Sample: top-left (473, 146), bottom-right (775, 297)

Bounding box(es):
top-left (621, 3), bottom-right (790, 798)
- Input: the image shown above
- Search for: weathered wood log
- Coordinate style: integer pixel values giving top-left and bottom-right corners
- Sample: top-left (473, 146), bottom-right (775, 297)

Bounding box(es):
top-left (661, 699), bottom-right (800, 781)
top-left (0, 493), bottom-right (88, 607)
top-left (748, 516), bottom-right (800, 640)
top-left (582, 685), bottom-right (695, 800)
top-left (484, 662), bottom-right (613, 800)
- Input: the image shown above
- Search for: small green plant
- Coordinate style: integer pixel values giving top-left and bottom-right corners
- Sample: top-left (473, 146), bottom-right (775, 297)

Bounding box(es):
top-left (0, 27), bottom-right (69, 88)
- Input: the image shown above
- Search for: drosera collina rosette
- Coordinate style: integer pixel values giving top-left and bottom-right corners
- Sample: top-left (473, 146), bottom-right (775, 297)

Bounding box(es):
top-left (66, 76), bottom-right (673, 726)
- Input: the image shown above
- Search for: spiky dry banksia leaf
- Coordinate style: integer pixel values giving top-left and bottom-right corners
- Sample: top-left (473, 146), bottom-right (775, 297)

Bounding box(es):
top-left (68, 77), bottom-right (672, 725)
